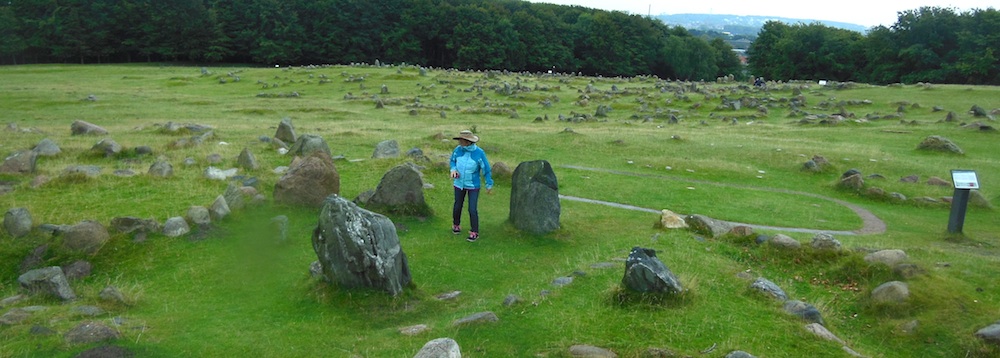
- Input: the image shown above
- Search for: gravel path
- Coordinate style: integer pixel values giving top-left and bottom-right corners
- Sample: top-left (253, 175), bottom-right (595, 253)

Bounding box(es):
top-left (559, 165), bottom-right (886, 236)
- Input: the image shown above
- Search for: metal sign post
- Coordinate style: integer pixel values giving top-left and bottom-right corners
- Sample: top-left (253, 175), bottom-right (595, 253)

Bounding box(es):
top-left (947, 170), bottom-right (980, 234)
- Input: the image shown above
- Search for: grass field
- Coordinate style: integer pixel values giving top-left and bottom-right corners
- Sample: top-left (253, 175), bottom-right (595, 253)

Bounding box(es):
top-left (1, 64), bottom-right (999, 357)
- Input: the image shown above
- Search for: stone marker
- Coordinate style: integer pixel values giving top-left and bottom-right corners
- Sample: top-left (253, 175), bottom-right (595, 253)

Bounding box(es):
top-left (509, 160), bottom-right (560, 235)
top-left (622, 247), bottom-right (683, 294)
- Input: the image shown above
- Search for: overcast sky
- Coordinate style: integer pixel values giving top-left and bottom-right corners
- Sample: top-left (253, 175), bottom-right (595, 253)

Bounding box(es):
top-left (523, 0), bottom-right (997, 27)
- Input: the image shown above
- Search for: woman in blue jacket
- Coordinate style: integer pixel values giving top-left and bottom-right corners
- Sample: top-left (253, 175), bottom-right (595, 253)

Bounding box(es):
top-left (449, 130), bottom-right (494, 242)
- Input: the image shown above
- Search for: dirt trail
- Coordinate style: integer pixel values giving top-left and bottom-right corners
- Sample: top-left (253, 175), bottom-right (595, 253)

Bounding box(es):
top-left (559, 165), bottom-right (886, 236)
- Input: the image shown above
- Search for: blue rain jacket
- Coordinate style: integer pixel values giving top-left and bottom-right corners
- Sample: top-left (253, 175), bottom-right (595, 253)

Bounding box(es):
top-left (450, 144), bottom-right (493, 190)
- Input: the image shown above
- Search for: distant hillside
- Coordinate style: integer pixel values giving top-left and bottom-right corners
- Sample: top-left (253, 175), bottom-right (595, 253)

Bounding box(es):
top-left (656, 13), bottom-right (869, 37)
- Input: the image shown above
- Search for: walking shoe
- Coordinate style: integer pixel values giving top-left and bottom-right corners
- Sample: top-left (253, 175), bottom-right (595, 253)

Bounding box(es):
top-left (452, 225), bottom-right (461, 234)
top-left (467, 231), bottom-right (479, 242)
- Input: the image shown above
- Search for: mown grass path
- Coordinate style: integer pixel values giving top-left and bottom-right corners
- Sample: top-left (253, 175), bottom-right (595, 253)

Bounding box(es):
top-left (560, 165), bottom-right (886, 236)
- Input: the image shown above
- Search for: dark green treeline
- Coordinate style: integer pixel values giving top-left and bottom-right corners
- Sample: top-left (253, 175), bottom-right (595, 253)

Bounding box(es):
top-left (748, 6), bottom-right (1000, 85)
top-left (0, 0), bottom-right (742, 80)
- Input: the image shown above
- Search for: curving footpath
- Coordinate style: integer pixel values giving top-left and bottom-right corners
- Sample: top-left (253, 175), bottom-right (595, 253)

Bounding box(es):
top-left (559, 165), bottom-right (886, 236)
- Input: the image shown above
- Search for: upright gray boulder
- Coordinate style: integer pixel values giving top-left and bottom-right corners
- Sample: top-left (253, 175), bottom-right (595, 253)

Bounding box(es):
top-left (622, 247), bottom-right (683, 294)
top-left (372, 139), bottom-right (400, 159)
top-left (147, 160), bottom-right (173, 177)
top-left (413, 338), bottom-right (461, 358)
top-left (509, 160), bottom-right (560, 235)
top-left (365, 164), bottom-right (430, 215)
top-left (237, 147), bottom-right (259, 170)
top-left (312, 195), bottom-right (411, 296)
top-left (18, 266), bottom-right (76, 301)
top-left (288, 134), bottom-right (332, 157)
top-left (4, 207), bottom-right (33, 238)
top-left (275, 117), bottom-right (297, 143)
top-left (91, 138), bottom-right (122, 157)
top-left (274, 151), bottom-right (340, 207)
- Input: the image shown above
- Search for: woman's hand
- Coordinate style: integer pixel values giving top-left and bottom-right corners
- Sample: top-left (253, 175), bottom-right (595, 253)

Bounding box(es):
top-left (450, 170), bottom-right (459, 179)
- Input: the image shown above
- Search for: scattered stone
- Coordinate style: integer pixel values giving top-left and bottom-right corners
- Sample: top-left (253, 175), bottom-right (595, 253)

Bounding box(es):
top-left (32, 138), bottom-right (61, 157)
top-left (622, 247), bottom-right (683, 294)
top-left (210, 195), bottom-right (231, 221)
top-left (18, 266), bottom-right (76, 301)
top-left (62, 260), bottom-right (92, 280)
top-left (134, 145), bottom-right (154, 156)
top-left (399, 324), bottom-right (429, 336)
top-left (99, 286), bottom-right (128, 305)
top-left (109, 216), bottom-right (160, 235)
top-left (30, 325), bottom-right (56, 336)
top-left (552, 276), bottom-right (574, 287)
top-left (147, 160), bottom-right (173, 177)
top-left (362, 164), bottom-right (430, 215)
top-left (1, 294), bottom-right (27, 307)
top-left (926, 176), bottom-right (951, 186)
top-left (864, 249), bottom-right (907, 267)
top-left (274, 151), bottom-right (340, 207)
top-left (0, 150), bottom-right (38, 174)
top-left (804, 323), bottom-right (844, 344)
top-left (871, 281), bottom-right (909, 303)
top-left (490, 161), bottom-right (513, 179)
top-left (750, 277), bottom-right (787, 301)
top-left (728, 225), bottom-right (754, 238)
top-left (452, 311), bottom-right (498, 326)
top-left (73, 305), bottom-right (107, 317)
top-left (810, 233), bottom-right (841, 251)
top-left (4, 207), bottom-right (32, 238)
top-left (186, 206), bottom-right (211, 226)
top-left (288, 134), bottom-right (332, 157)
top-left (162, 217), bottom-right (190, 237)
top-left (725, 351), bottom-right (756, 358)
top-left (413, 337), bottom-right (461, 358)
top-left (63, 221), bottom-right (110, 254)
top-left (768, 234), bottom-right (801, 250)
top-left (916, 135), bottom-right (963, 154)
top-left (71, 120), bottom-right (108, 136)
top-left (685, 214), bottom-right (733, 238)
top-left (569, 344), bottom-right (617, 357)
top-left (372, 139), bottom-right (400, 159)
top-left (237, 147), bottom-right (259, 170)
top-left (91, 138), bottom-right (123, 157)
top-left (502, 294), bottom-right (521, 306)
top-left (784, 300), bottom-right (824, 325)
top-left (312, 195), bottom-right (410, 296)
top-left (975, 321), bottom-right (1000, 345)
top-left (19, 244), bottom-right (47, 274)
top-left (899, 175), bottom-right (919, 183)
top-left (62, 165), bottom-right (102, 179)
top-left (64, 321), bottom-right (120, 345)
top-left (0, 308), bottom-right (31, 325)
top-left (509, 160), bottom-right (561, 235)
top-left (275, 117), bottom-right (297, 143)
top-left (838, 173), bottom-right (864, 191)
top-left (659, 209), bottom-right (688, 229)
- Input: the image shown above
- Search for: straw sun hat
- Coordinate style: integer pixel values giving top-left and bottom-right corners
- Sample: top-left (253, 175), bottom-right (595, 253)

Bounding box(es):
top-left (453, 130), bottom-right (479, 143)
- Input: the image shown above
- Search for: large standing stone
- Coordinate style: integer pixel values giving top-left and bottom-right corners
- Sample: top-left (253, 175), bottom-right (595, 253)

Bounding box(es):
top-left (365, 164), bottom-right (430, 215)
top-left (18, 266), bottom-right (76, 301)
top-left (414, 337), bottom-right (461, 358)
top-left (275, 117), bottom-right (297, 144)
top-left (4, 207), bottom-right (32, 238)
top-left (312, 195), bottom-right (410, 296)
top-left (63, 221), bottom-right (110, 254)
top-left (372, 139), bottom-right (400, 159)
top-left (237, 147), bottom-right (259, 170)
top-left (288, 134), bottom-right (332, 157)
top-left (509, 160), bottom-right (560, 235)
top-left (32, 138), bottom-right (62, 157)
top-left (0, 150), bottom-right (38, 174)
top-left (70, 120), bottom-right (108, 136)
top-left (274, 151), bottom-right (340, 207)
top-left (622, 247), bottom-right (683, 294)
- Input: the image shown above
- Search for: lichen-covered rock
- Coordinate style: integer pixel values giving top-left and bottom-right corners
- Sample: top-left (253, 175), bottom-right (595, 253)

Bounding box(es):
top-left (312, 195), bottom-right (410, 296)
top-left (622, 247), bottom-right (683, 294)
